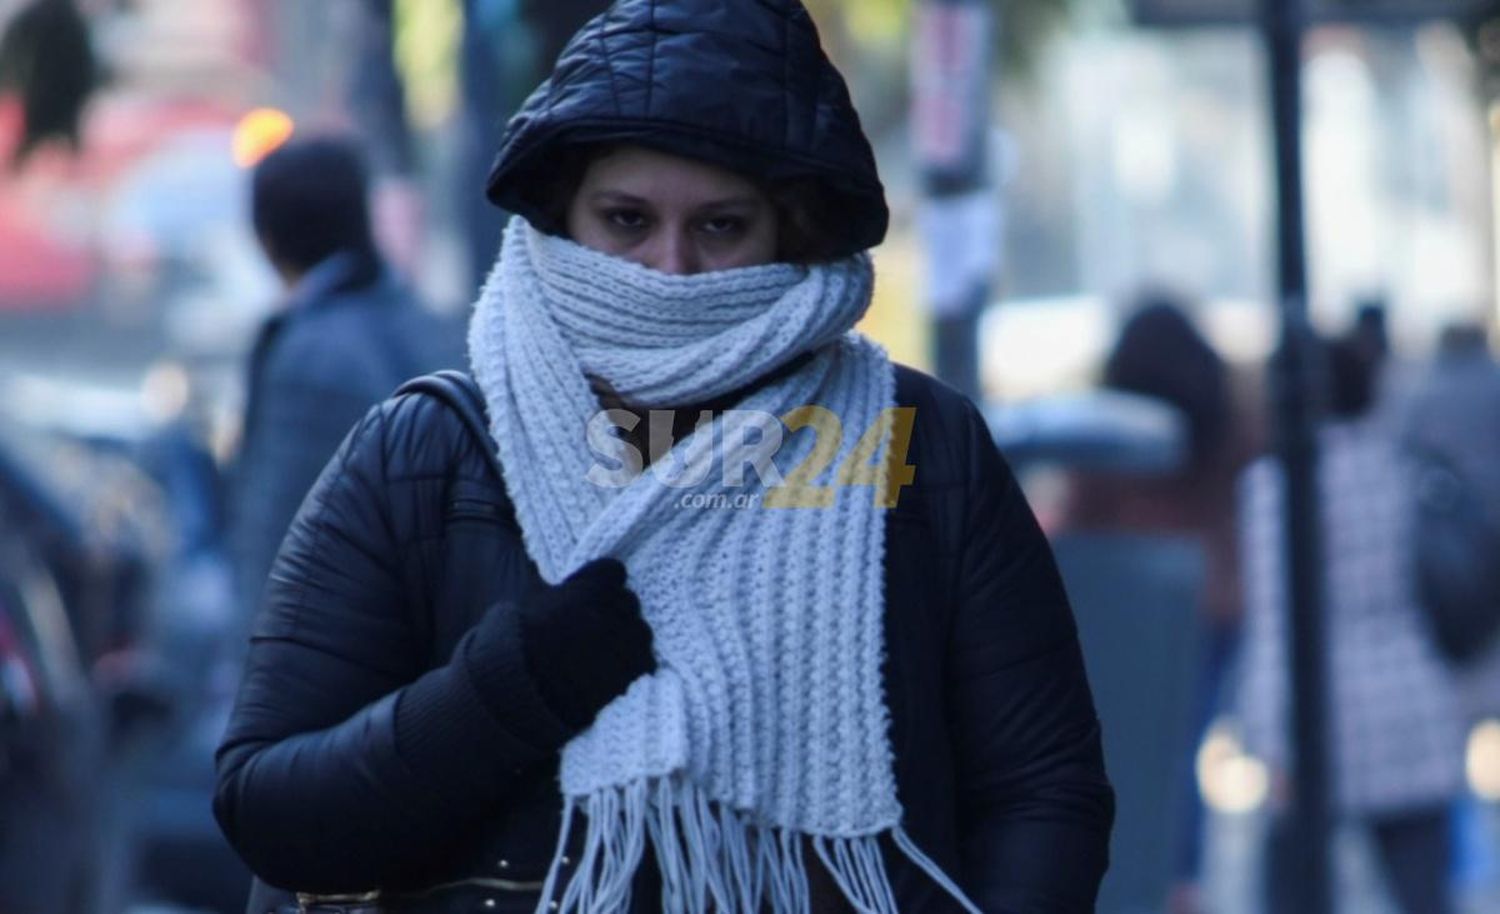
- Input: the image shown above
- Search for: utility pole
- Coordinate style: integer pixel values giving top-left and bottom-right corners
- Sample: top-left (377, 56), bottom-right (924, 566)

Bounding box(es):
top-left (912, 0), bottom-right (997, 403)
top-left (1261, 0), bottom-right (1331, 910)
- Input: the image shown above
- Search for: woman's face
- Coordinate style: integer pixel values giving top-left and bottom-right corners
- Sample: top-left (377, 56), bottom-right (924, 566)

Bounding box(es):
top-left (566, 145), bottom-right (779, 275)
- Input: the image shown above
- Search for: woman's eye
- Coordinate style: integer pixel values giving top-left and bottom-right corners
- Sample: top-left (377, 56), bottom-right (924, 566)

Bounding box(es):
top-left (605, 209), bottom-right (648, 230)
top-left (701, 216), bottom-right (746, 237)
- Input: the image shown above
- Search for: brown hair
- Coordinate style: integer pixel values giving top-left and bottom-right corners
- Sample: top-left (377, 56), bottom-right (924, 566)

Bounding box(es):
top-left (765, 179), bottom-right (842, 265)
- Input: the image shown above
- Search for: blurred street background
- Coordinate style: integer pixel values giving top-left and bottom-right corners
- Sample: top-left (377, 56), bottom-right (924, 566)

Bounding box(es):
top-left (5, 0), bottom-right (1500, 912)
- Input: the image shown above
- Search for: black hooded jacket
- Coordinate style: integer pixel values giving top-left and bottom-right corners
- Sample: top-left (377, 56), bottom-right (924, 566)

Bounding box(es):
top-left (214, 1), bottom-right (1112, 911)
top-left (215, 367), bottom-right (1113, 914)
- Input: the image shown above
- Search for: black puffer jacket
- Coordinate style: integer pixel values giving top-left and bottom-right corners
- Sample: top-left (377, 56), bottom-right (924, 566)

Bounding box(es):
top-left (217, 1), bottom-right (1110, 910)
top-left (213, 365), bottom-right (1113, 914)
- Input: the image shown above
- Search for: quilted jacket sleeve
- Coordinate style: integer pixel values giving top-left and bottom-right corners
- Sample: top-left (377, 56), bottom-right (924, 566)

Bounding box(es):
top-left (213, 399), bottom-right (575, 894)
top-left (946, 400), bottom-right (1116, 912)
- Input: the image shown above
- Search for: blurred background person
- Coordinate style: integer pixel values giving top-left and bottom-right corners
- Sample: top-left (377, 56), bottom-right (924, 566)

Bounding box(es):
top-left (1401, 321), bottom-right (1500, 713)
top-left (1349, 297), bottom-right (1392, 368)
top-left (230, 136), bottom-right (461, 644)
top-left (1399, 320), bottom-right (1500, 905)
top-left (1238, 332), bottom-right (1466, 914)
top-left (1057, 290), bottom-right (1262, 913)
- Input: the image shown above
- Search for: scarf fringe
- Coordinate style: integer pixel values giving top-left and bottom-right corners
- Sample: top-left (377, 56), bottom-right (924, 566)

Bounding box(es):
top-left (535, 777), bottom-right (982, 914)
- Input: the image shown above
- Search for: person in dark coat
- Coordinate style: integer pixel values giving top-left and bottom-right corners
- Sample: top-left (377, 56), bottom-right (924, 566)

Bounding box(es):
top-left (1401, 323), bottom-right (1500, 719)
top-left (213, 4), bottom-right (1114, 913)
top-left (230, 137), bottom-right (460, 634)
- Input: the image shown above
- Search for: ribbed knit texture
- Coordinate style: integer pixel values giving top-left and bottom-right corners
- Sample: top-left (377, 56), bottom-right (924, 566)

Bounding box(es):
top-left (467, 216), bottom-right (979, 914)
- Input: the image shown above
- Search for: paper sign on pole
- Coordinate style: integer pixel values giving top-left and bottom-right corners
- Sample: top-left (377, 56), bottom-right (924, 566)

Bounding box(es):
top-left (912, 1), bottom-right (992, 190)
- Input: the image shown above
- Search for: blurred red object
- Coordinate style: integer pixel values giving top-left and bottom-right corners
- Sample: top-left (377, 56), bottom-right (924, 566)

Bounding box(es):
top-left (0, 216), bottom-right (93, 309)
top-left (0, 96), bottom-right (91, 310)
top-left (0, 93), bottom-right (241, 312)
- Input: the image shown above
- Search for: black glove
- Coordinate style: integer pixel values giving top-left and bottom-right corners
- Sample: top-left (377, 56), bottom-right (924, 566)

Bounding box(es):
top-left (514, 558), bottom-right (656, 731)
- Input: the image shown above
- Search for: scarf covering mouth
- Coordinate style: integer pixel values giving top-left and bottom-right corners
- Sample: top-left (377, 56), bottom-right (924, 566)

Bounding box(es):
top-left (467, 217), bottom-right (979, 914)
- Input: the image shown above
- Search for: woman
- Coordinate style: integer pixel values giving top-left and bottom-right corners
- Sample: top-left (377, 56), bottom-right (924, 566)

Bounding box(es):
top-left (1059, 294), bottom-right (1260, 913)
top-left (213, 2), bottom-right (1114, 912)
top-left (1063, 294), bottom-right (1251, 630)
top-left (1239, 336), bottom-right (1464, 914)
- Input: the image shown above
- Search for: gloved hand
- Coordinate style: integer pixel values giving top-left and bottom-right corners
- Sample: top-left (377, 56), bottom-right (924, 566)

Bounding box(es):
top-left (515, 558), bottom-right (656, 731)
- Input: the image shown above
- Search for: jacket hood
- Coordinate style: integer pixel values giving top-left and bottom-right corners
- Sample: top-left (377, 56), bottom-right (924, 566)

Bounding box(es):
top-left (484, 0), bottom-right (889, 259)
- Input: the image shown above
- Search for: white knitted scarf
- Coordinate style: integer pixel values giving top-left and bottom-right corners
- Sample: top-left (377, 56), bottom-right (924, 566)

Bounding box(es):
top-left (467, 217), bottom-right (979, 914)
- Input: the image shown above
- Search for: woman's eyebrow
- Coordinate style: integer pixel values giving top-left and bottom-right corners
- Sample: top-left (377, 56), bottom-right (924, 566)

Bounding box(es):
top-left (695, 197), bottom-right (763, 211)
top-left (589, 190), bottom-right (649, 206)
top-left (588, 190), bottom-right (761, 211)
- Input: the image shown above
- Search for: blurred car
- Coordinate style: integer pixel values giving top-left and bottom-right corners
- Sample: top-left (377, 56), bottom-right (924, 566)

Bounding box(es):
top-left (0, 425), bottom-right (113, 914)
top-left (0, 384), bottom-right (248, 914)
top-left (986, 388), bottom-right (1188, 476)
